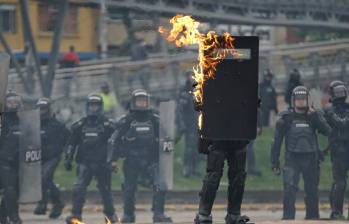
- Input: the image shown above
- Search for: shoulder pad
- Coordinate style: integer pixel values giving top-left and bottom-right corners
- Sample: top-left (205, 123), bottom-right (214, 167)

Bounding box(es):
top-left (116, 114), bottom-right (129, 124)
top-left (103, 118), bottom-right (115, 127)
top-left (278, 110), bottom-right (292, 119)
top-left (153, 113), bottom-right (160, 120)
top-left (71, 118), bottom-right (85, 129)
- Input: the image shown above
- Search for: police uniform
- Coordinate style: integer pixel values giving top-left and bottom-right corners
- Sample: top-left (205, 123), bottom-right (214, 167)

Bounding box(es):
top-left (176, 78), bottom-right (200, 177)
top-left (65, 94), bottom-right (117, 223)
top-left (271, 86), bottom-right (331, 219)
top-left (0, 93), bottom-right (22, 224)
top-left (323, 81), bottom-right (349, 219)
top-left (34, 98), bottom-right (70, 218)
top-left (109, 89), bottom-right (172, 223)
top-left (259, 70), bottom-right (277, 126)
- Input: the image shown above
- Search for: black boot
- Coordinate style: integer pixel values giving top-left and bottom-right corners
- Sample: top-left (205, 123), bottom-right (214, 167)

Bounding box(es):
top-left (153, 213), bottom-right (172, 223)
top-left (121, 214), bottom-right (135, 223)
top-left (8, 216), bottom-right (21, 224)
top-left (33, 202), bottom-right (47, 215)
top-left (122, 186), bottom-right (136, 223)
top-left (0, 206), bottom-right (7, 224)
top-left (225, 214), bottom-right (250, 224)
top-left (330, 211), bottom-right (345, 220)
top-left (152, 191), bottom-right (172, 223)
top-left (194, 214), bottom-right (212, 224)
top-left (49, 202), bottom-right (64, 219)
top-left (0, 216), bottom-right (8, 224)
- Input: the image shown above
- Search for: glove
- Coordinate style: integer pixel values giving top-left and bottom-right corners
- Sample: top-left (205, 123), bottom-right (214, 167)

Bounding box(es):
top-left (111, 161), bottom-right (118, 173)
top-left (64, 160), bottom-right (73, 171)
top-left (272, 162), bottom-right (281, 176)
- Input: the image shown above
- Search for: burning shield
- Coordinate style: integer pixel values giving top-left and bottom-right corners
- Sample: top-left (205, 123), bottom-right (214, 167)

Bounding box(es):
top-left (201, 36), bottom-right (259, 140)
top-left (157, 100), bottom-right (176, 191)
top-left (18, 109), bottom-right (42, 203)
top-left (0, 53), bottom-right (10, 113)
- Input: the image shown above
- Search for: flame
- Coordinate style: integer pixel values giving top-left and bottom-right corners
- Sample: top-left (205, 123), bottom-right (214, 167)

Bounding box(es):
top-left (71, 218), bottom-right (85, 224)
top-left (105, 217), bottom-right (112, 224)
top-left (69, 217), bottom-right (113, 224)
top-left (159, 15), bottom-right (238, 129)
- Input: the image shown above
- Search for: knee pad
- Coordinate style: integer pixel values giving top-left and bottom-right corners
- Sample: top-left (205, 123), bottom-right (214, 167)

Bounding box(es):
top-left (122, 183), bottom-right (137, 193)
top-left (204, 171), bottom-right (223, 184)
top-left (284, 184), bottom-right (298, 195)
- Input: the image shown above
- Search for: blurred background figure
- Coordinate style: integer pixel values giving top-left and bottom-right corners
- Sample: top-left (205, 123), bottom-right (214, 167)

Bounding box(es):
top-left (246, 110), bottom-right (263, 177)
top-left (33, 98), bottom-right (70, 219)
top-left (176, 71), bottom-right (200, 177)
top-left (61, 46), bottom-right (80, 97)
top-left (259, 69), bottom-right (278, 127)
top-left (129, 38), bottom-right (150, 90)
top-left (100, 82), bottom-right (119, 118)
top-left (62, 46), bottom-right (80, 69)
top-left (285, 69), bottom-right (303, 107)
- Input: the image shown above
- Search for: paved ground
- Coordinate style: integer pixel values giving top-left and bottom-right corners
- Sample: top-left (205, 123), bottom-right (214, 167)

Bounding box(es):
top-left (19, 204), bottom-right (349, 224)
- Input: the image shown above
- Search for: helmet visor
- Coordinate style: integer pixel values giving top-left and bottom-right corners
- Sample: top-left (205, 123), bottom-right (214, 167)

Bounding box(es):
top-left (6, 96), bottom-right (21, 110)
top-left (134, 95), bottom-right (149, 110)
top-left (333, 85), bottom-right (347, 99)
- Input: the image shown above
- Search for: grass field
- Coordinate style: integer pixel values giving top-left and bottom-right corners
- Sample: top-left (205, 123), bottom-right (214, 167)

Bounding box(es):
top-left (54, 127), bottom-right (334, 191)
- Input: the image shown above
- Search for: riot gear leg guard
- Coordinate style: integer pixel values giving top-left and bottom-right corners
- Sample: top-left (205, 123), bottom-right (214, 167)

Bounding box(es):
top-left (0, 199), bottom-right (8, 224)
top-left (152, 190), bottom-right (172, 223)
top-left (121, 160), bottom-right (138, 223)
top-left (330, 157), bottom-right (347, 219)
top-left (121, 182), bottom-right (136, 223)
top-left (71, 165), bottom-right (93, 218)
top-left (303, 158), bottom-right (319, 220)
top-left (227, 149), bottom-right (247, 215)
top-left (282, 184), bottom-right (297, 219)
top-left (96, 168), bottom-right (116, 221)
top-left (197, 148), bottom-right (225, 217)
top-left (0, 166), bottom-right (20, 224)
top-left (49, 181), bottom-right (64, 219)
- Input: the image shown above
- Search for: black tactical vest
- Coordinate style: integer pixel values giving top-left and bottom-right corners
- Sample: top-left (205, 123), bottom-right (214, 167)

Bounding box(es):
top-left (123, 119), bottom-right (155, 154)
top-left (77, 119), bottom-right (107, 163)
top-left (285, 117), bottom-right (317, 153)
top-left (333, 104), bottom-right (349, 141)
top-left (0, 117), bottom-right (20, 163)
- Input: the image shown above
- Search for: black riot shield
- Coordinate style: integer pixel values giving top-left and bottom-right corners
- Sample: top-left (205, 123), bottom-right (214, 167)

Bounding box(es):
top-left (201, 36), bottom-right (259, 140)
top-left (0, 53), bottom-right (10, 112)
top-left (18, 109), bottom-right (42, 203)
top-left (157, 100), bottom-right (175, 191)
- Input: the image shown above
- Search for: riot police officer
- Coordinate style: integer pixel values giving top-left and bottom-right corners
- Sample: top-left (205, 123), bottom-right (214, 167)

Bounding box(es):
top-left (271, 86), bottom-right (331, 220)
top-left (64, 94), bottom-right (117, 223)
top-left (33, 98), bottom-right (70, 219)
top-left (0, 92), bottom-right (23, 224)
top-left (176, 72), bottom-right (200, 177)
top-left (323, 80), bottom-right (349, 219)
top-left (285, 69), bottom-right (302, 106)
top-left (108, 89), bottom-right (172, 223)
